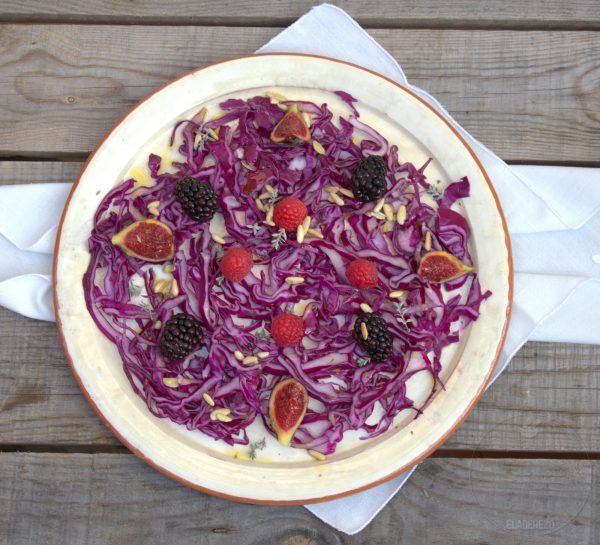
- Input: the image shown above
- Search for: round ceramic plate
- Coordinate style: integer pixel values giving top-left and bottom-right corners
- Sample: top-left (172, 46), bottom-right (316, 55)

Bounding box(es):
top-left (54, 53), bottom-right (512, 504)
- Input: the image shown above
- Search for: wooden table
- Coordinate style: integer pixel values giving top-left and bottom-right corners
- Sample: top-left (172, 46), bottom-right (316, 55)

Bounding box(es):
top-left (1, 2), bottom-right (599, 543)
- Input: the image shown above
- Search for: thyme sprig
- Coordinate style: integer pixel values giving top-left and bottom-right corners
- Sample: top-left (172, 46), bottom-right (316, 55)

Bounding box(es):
top-left (271, 227), bottom-right (287, 250)
top-left (248, 438), bottom-right (267, 460)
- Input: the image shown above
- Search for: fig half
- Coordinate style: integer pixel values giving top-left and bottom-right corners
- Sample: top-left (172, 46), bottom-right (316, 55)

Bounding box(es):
top-left (269, 378), bottom-right (308, 446)
top-left (111, 219), bottom-right (175, 262)
top-left (270, 105), bottom-right (310, 144)
top-left (418, 250), bottom-right (475, 283)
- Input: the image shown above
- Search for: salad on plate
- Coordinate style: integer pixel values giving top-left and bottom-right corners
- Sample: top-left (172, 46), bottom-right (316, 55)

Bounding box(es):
top-left (83, 90), bottom-right (490, 459)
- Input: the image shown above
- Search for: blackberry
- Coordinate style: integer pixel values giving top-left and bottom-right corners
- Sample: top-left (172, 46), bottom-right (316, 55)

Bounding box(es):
top-left (159, 313), bottom-right (203, 362)
top-left (351, 155), bottom-right (388, 202)
top-left (174, 177), bottom-right (218, 222)
top-left (353, 313), bottom-right (393, 362)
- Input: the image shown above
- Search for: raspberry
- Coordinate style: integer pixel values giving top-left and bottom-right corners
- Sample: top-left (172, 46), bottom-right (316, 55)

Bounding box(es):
top-left (220, 247), bottom-right (253, 282)
top-left (271, 313), bottom-right (305, 347)
top-left (346, 258), bottom-right (378, 289)
top-left (273, 197), bottom-right (307, 232)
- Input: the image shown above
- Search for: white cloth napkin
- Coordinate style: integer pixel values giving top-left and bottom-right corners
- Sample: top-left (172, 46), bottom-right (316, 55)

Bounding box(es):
top-left (1, 3), bottom-right (598, 535)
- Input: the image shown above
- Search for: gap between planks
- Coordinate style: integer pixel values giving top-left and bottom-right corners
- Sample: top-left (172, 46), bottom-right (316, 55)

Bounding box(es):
top-left (2, 16), bottom-right (600, 31)
top-left (2, 444), bottom-right (599, 460)
top-left (2, 156), bottom-right (600, 168)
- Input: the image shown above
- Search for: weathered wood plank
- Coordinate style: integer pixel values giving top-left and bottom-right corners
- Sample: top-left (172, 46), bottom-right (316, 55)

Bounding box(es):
top-left (0, 161), bottom-right (80, 186)
top-left (0, 307), bottom-right (117, 445)
top-left (1, 25), bottom-right (599, 162)
top-left (0, 453), bottom-right (597, 544)
top-left (2, 0), bottom-right (599, 28)
top-left (1, 306), bottom-right (599, 452)
top-left (445, 341), bottom-right (600, 452)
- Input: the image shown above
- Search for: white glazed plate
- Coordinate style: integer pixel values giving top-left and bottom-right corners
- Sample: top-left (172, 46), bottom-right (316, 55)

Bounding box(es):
top-left (54, 54), bottom-right (512, 504)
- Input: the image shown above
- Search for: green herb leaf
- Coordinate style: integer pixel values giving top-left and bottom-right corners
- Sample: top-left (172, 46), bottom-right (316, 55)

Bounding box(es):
top-left (248, 437), bottom-right (267, 460)
top-left (267, 188), bottom-right (279, 207)
top-left (271, 227), bottom-right (287, 250)
top-left (426, 183), bottom-right (442, 201)
top-left (195, 130), bottom-right (209, 151)
top-left (354, 356), bottom-right (370, 367)
top-left (253, 326), bottom-right (271, 341)
top-left (394, 300), bottom-right (416, 328)
top-left (128, 282), bottom-right (143, 298)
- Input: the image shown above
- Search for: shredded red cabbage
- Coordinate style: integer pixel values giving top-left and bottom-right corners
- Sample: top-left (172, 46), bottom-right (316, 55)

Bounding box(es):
top-left (83, 92), bottom-right (491, 454)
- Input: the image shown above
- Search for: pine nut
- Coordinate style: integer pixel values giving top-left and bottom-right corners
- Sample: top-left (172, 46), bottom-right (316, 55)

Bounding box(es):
top-left (216, 414), bottom-right (233, 423)
top-left (383, 203), bottom-right (394, 221)
top-left (202, 393), bottom-right (215, 406)
top-left (257, 351), bottom-right (269, 359)
top-left (302, 215), bottom-right (311, 233)
top-left (163, 264), bottom-right (176, 273)
top-left (396, 205), bottom-right (407, 225)
top-left (389, 290), bottom-right (406, 299)
top-left (265, 184), bottom-right (275, 193)
top-left (154, 320), bottom-right (162, 329)
top-left (169, 279), bottom-right (179, 297)
top-left (234, 350), bottom-right (244, 361)
top-left (241, 160), bottom-right (256, 171)
top-left (242, 356), bottom-right (259, 365)
top-left (153, 279), bottom-right (169, 294)
top-left (285, 276), bottom-right (305, 285)
top-left (367, 211), bottom-right (386, 220)
top-left (337, 187), bottom-right (354, 199)
top-left (255, 198), bottom-right (265, 212)
top-left (206, 128), bottom-right (219, 141)
top-left (330, 193), bottom-right (345, 206)
top-left (373, 198), bottom-right (385, 213)
top-left (296, 224), bottom-right (305, 243)
top-left (381, 221), bottom-right (395, 234)
top-left (265, 206), bottom-right (274, 223)
top-left (308, 450), bottom-right (326, 461)
top-left (193, 107), bottom-right (207, 124)
top-left (212, 234), bottom-right (227, 244)
top-left (306, 228), bottom-right (324, 239)
top-left (162, 377), bottom-right (179, 388)
top-left (325, 186), bottom-right (338, 194)
top-left (148, 201), bottom-right (160, 216)
top-left (266, 90), bottom-right (288, 103)
top-left (210, 407), bottom-right (231, 420)
top-left (360, 303), bottom-right (373, 314)
top-left (312, 140), bottom-right (326, 155)
top-left (360, 322), bottom-right (369, 340)
top-left (424, 231), bottom-right (432, 251)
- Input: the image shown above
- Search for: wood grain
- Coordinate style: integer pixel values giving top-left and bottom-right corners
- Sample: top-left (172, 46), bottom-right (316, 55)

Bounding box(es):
top-left (1, 25), bottom-right (599, 162)
top-left (0, 161), bottom-right (81, 186)
top-left (1, 0), bottom-right (599, 28)
top-left (1, 305), bottom-right (599, 452)
top-left (0, 453), bottom-right (597, 544)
